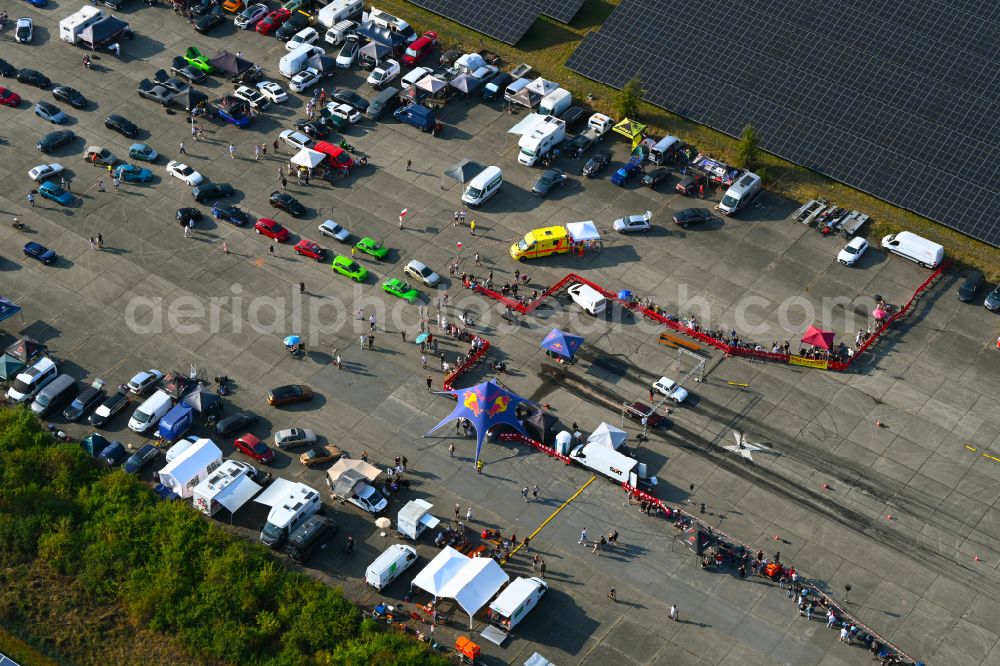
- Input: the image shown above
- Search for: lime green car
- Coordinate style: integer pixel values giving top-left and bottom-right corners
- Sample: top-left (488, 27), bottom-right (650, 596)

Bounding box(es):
top-left (355, 237), bottom-right (388, 260)
top-left (184, 47), bottom-right (215, 74)
top-left (331, 255), bottom-right (368, 282)
top-left (382, 278), bottom-right (419, 302)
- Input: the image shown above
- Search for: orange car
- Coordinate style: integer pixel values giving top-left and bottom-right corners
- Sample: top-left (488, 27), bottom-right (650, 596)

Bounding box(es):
top-left (222, 0), bottom-right (244, 12)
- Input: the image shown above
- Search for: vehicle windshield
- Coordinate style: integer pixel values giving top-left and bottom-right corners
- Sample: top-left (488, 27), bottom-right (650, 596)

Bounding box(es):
top-left (405, 47), bottom-right (418, 57)
top-left (521, 147), bottom-right (536, 157)
top-left (372, 71), bottom-right (384, 81)
top-left (844, 245), bottom-right (859, 255)
top-left (720, 195), bottom-right (738, 208)
top-left (253, 442), bottom-right (268, 454)
top-left (11, 378), bottom-right (32, 394)
top-left (132, 410), bottom-right (151, 424)
top-left (261, 522), bottom-right (285, 541)
top-left (465, 186), bottom-right (483, 199)
top-left (34, 393), bottom-right (51, 407)
top-left (347, 262), bottom-right (359, 272)
top-left (517, 239), bottom-right (530, 251)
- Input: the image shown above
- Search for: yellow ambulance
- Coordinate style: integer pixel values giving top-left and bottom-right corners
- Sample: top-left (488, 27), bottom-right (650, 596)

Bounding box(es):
top-left (509, 226), bottom-right (570, 261)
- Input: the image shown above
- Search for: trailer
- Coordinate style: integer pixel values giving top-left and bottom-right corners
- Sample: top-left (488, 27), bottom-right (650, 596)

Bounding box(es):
top-left (689, 154), bottom-right (741, 187)
top-left (60, 6), bottom-right (104, 44)
top-left (396, 499), bottom-right (440, 540)
top-left (792, 198), bottom-right (827, 223)
top-left (156, 438), bottom-right (223, 499)
top-left (837, 211), bottom-right (870, 238)
top-left (191, 459), bottom-right (262, 517)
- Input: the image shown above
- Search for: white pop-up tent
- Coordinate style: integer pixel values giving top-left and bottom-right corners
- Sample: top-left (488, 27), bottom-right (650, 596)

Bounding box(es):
top-left (566, 220), bottom-right (601, 244)
top-left (290, 147), bottom-right (326, 170)
top-left (587, 422), bottom-right (627, 450)
top-left (412, 546), bottom-right (509, 628)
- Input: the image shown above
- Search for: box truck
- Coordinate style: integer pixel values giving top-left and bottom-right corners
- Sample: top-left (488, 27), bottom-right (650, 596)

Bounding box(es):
top-left (569, 441), bottom-right (656, 488)
top-left (365, 544), bottom-right (418, 590)
top-left (156, 438), bottom-right (223, 499)
top-left (192, 459), bottom-right (261, 516)
top-left (488, 577), bottom-right (548, 630)
top-left (157, 402), bottom-right (194, 442)
top-left (60, 6), bottom-right (104, 44)
top-left (517, 115), bottom-right (566, 166)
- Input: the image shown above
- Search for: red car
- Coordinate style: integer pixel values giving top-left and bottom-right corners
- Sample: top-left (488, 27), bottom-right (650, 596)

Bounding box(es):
top-left (255, 218), bottom-right (290, 242)
top-left (294, 239), bottom-right (325, 260)
top-left (313, 141), bottom-right (354, 171)
top-left (256, 8), bottom-right (291, 35)
top-left (0, 87), bottom-right (21, 107)
top-left (234, 433), bottom-right (276, 464)
top-left (402, 31), bottom-right (438, 65)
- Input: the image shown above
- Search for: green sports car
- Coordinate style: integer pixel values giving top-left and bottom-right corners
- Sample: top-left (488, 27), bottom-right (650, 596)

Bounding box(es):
top-left (354, 237), bottom-right (388, 260)
top-left (331, 255), bottom-right (368, 282)
top-left (184, 47), bottom-right (215, 73)
top-left (382, 278), bottom-right (419, 302)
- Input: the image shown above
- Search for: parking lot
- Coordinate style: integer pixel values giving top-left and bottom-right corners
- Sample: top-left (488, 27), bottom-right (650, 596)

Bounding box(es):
top-left (3, 4), bottom-right (1000, 664)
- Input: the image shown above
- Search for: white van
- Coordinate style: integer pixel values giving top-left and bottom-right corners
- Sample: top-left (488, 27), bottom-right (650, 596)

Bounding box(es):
top-left (324, 19), bottom-right (358, 45)
top-left (365, 544), bottom-right (418, 590)
top-left (462, 166), bottom-right (503, 207)
top-left (538, 88), bottom-right (572, 117)
top-left (881, 232), bottom-right (944, 268)
top-left (7, 357), bottom-right (59, 404)
top-left (489, 577), bottom-right (548, 631)
top-left (165, 435), bottom-right (200, 463)
top-left (567, 283), bottom-right (607, 316)
top-left (280, 44), bottom-right (325, 78)
top-left (718, 171), bottom-right (762, 215)
top-left (368, 8), bottom-right (417, 42)
top-left (318, 0), bottom-right (362, 28)
top-left (128, 389), bottom-right (173, 433)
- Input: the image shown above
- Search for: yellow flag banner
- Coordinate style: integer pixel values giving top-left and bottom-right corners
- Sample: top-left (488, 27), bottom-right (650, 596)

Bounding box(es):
top-left (789, 355), bottom-right (829, 369)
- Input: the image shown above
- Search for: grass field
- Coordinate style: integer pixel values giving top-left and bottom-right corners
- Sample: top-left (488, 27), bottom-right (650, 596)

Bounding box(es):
top-left (382, 0), bottom-right (1000, 279)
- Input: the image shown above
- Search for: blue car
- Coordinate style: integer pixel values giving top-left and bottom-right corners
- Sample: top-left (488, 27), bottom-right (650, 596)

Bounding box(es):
top-left (128, 142), bottom-right (159, 162)
top-left (98, 441), bottom-right (128, 467)
top-left (610, 157), bottom-right (643, 186)
top-left (24, 0), bottom-right (49, 7)
top-left (211, 203), bottom-right (250, 226)
top-left (23, 241), bottom-right (56, 264)
top-left (113, 164), bottom-right (153, 183)
top-left (39, 181), bottom-right (73, 205)
top-left (216, 97), bottom-right (250, 128)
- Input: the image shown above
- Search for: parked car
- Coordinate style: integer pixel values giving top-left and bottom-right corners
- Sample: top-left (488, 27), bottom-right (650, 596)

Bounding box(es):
top-left (234, 85), bottom-right (271, 111)
top-left (88, 390), bottom-right (130, 427)
top-left (194, 9), bottom-right (226, 33)
top-left (269, 191), bottom-right (305, 216)
top-left (16, 68), bottom-right (51, 89)
top-left (176, 208), bottom-right (202, 226)
top-left (653, 376), bottom-right (688, 403)
top-left (403, 31), bottom-right (437, 65)
top-left (275, 13), bottom-right (309, 41)
top-left (382, 278), bottom-right (419, 302)
top-left (610, 158), bottom-right (642, 186)
top-left (63, 384), bottom-right (106, 421)
top-left (286, 26), bottom-right (319, 50)
top-left (127, 369), bottom-right (163, 395)
top-left (23, 241), bottom-right (56, 264)
top-left (957, 270), bottom-right (985, 302)
top-left (439, 49), bottom-right (461, 67)
top-left (837, 236), bottom-right (869, 266)
top-left (98, 441), bottom-right (129, 467)
top-left (85, 146), bottom-right (118, 166)
top-left (0, 59), bottom-right (16, 78)
top-left (335, 35), bottom-right (360, 68)
top-left (299, 444), bottom-right (343, 467)
top-left (15, 17), bottom-right (33, 44)
top-left (330, 88), bottom-right (369, 112)
top-left (256, 8), bottom-right (291, 34)
top-left (0, 86), bottom-right (21, 106)
top-left (331, 255), bottom-right (367, 282)
top-left (354, 237), bottom-right (387, 259)
top-left (985, 285), bottom-right (1000, 312)
top-left (192, 183), bottom-right (234, 203)
top-left (137, 79), bottom-right (179, 106)
top-left (123, 444), bottom-right (160, 474)
top-left (624, 401), bottom-right (665, 428)
top-left (673, 208), bottom-right (714, 229)
top-left (105, 114), bottom-right (139, 138)
top-left (235, 2), bottom-right (268, 29)
top-left (613, 211), bottom-right (652, 233)
top-left (267, 384), bottom-right (313, 406)
top-left (289, 67), bottom-right (321, 93)
top-left (294, 239), bottom-right (326, 260)
top-left (129, 143), bottom-right (159, 162)
top-left (325, 103), bottom-right (360, 124)
top-left (274, 427), bottom-right (317, 448)
top-left (37, 130), bottom-right (74, 153)
top-left (171, 56), bottom-right (207, 83)
top-left (166, 160), bottom-right (203, 186)
top-left (52, 86), bottom-right (88, 109)
top-left (183, 46), bottom-right (215, 73)
top-left (38, 181), bottom-right (73, 205)
top-left (404, 259), bottom-right (440, 287)
top-left (278, 129), bottom-right (313, 150)
top-left (256, 80), bottom-right (288, 103)
top-left (675, 173), bottom-right (707, 195)
top-left (531, 169), bottom-right (567, 197)
top-left (235, 434), bottom-right (276, 464)
top-left (642, 168), bottom-right (670, 188)
top-left (582, 150), bottom-right (612, 177)
top-left (113, 164), bottom-right (153, 183)
top-left (255, 218), bottom-right (290, 241)
top-left (28, 163), bottom-right (64, 182)
top-left (216, 410), bottom-right (258, 435)
top-left (348, 482), bottom-right (387, 514)
top-left (212, 203), bottom-right (250, 226)
top-left (318, 219), bottom-right (351, 242)
top-left (294, 119), bottom-right (330, 138)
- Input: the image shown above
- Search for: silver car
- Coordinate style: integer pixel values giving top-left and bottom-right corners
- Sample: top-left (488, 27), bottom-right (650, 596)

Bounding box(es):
top-left (318, 219), bottom-right (351, 242)
top-left (274, 428), bottom-right (318, 449)
top-left (613, 211), bottom-right (652, 233)
top-left (404, 259), bottom-right (440, 287)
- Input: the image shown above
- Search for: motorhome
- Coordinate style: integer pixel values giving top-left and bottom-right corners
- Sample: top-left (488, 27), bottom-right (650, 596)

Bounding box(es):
top-left (191, 460), bottom-right (261, 517)
top-left (59, 6), bottom-right (104, 44)
top-left (517, 115), bottom-right (566, 166)
top-left (260, 482), bottom-right (322, 548)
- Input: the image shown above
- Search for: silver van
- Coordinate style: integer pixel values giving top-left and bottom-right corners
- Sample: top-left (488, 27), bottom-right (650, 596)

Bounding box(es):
top-left (366, 86), bottom-right (400, 119)
top-left (461, 166), bottom-right (503, 207)
top-left (718, 171), bottom-right (762, 215)
top-left (30, 373), bottom-right (78, 417)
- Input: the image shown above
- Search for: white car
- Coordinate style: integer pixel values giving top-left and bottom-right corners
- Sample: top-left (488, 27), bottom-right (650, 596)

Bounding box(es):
top-left (348, 482), bottom-right (388, 514)
top-left (837, 236), bottom-right (869, 266)
top-left (289, 67), bottom-right (321, 93)
top-left (234, 2), bottom-right (268, 29)
top-left (367, 59), bottom-right (400, 88)
top-left (318, 219), bottom-right (351, 242)
top-left (274, 428), bottom-right (318, 448)
top-left (613, 211), bottom-right (652, 233)
top-left (28, 163), bottom-right (65, 182)
top-left (286, 27), bottom-right (319, 51)
top-left (166, 161), bottom-right (204, 186)
top-left (233, 85), bottom-right (270, 111)
top-left (653, 376), bottom-right (689, 404)
top-left (278, 129), bottom-right (313, 150)
top-left (401, 66), bottom-right (432, 88)
top-left (15, 17), bottom-right (33, 44)
top-left (256, 80), bottom-right (288, 104)
top-left (335, 35), bottom-right (360, 68)
top-left (404, 259), bottom-right (440, 287)
top-left (127, 369), bottom-right (164, 395)
top-left (325, 102), bottom-right (360, 124)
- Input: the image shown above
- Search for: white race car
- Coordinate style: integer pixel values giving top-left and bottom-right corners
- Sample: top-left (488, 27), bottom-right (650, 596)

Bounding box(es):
top-left (256, 80), bottom-right (288, 104)
top-left (166, 160), bottom-right (204, 186)
top-left (289, 67), bottom-right (321, 93)
top-left (28, 163), bottom-right (65, 182)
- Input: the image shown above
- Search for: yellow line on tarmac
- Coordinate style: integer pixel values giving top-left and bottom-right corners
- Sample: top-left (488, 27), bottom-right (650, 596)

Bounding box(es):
top-left (505, 475), bottom-right (596, 562)
top-left (966, 445), bottom-right (978, 452)
top-left (983, 453), bottom-right (1000, 464)
top-left (726, 381), bottom-right (750, 388)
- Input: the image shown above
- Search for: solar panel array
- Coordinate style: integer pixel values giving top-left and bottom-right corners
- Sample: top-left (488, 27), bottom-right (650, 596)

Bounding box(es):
top-left (406, 0), bottom-right (586, 44)
top-left (566, 0), bottom-right (1000, 247)
top-left (0, 655), bottom-right (21, 666)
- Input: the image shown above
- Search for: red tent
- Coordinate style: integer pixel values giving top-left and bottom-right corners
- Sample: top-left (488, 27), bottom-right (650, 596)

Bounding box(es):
top-left (801, 325), bottom-right (835, 350)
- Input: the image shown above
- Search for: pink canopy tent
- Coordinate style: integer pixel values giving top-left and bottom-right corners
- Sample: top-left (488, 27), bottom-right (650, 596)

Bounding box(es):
top-left (801, 325), bottom-right (835, 350)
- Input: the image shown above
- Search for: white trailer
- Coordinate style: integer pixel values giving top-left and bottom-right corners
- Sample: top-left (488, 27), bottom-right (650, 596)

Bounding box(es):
top-left (397, 499), bottom-right (440, 540)
top-left (156, 438), bottom-right (223, 499)
top-left (60, 6), bottom-right (105, 44)
top-left (488, 576), bottom-right (548, 631)
top-left (191, 460), bottom-right (262, 517)
top-left (517, 115), bottom-right (565, 166)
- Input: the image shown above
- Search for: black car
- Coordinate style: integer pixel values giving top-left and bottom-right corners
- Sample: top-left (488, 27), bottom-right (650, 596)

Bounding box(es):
top-left (123, 444), bottom-right (159, 474)
top-left (532, 169), bottom-right (567, 197)
top-left (105, 114), bottom-right (139, 138)
top-left (195, 9), bottom-right (226, 34)
top-left (170, 56), bottom-right (207, 84)
top-left (88, 390), bottom-right (131, 427)
top-left (294, 119), bottom-right (330, 139)
top-left (275, 14), bottom-right (309, 41)
top-left (176, 207), bottom-right (202, 226)
top-left (673, 207), bottom-right (715, 228)
top-left (582, 150), bottom-right (612, 177)
top-left (53, 86), bottom-right (88, 110)
top-left (985, 285), bottom-right (1000, 312)
top-left (559, 135), bottom-right (589, 159)
top-left (439, 49), bottom-right (461, 67)
top-left (105, 0), bottom-right (133, 9)
top-left (192, 183), bottom-right (234, 203)
top-left (63, 385), bottom-right (106, 421)
top-left (331, 88), bottom-right (369, 113)
top-left (482, 72), bottom-right (512, 101)
top-left (676, 173), bottom-right (707, 195)
top-left (269, 191), bottom-right (305, 217)
top-left (642, 168), bottom-right (671, 189)
top-left (16, 69), bottom-right (51, 89)
top-left (212, 203), bottom-right (250, 226)
top-left (559, 105), bottom-right (586, 130)
top-left (37, 130), bottom-right (75, 153)
top-left (957, 270), bottom-right (984, 302)
top-left (216, 409), bottom-right (258, 435)
top-left (0, 58), bottom-right (16, 78)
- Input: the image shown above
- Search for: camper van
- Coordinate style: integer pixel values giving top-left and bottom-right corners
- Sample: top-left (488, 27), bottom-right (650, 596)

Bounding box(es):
top-left (317, 0), bottom-right (362, 28)
top-left (260, 482), bottom-right (322, 548)
top-left (60, 6), bottom-right (104, 44)
top-left (649, 136), bottom-right (681, 165)
top-left (538, 88), bottom-right (572, 117)
top-left (517, 115), bottom-right (566, 166)
top-left (157, 438), bottom-right (223, 499)
top-left (718, 171), bottom-right (762, 215)
top-left (567, 283), bottom-right (607, 316)
top-left (30, 374), bottom-right (78, 417)
top-left (280, 44), bottom-right (325, 78)
top-left (324, 18), bottom-right (358, 45)
top-left (881, 232), bottom-right (944, 269)
top-left (192, 459), bottom-right (260, 516)
top-left (489, 577), bottom-right (549, 631)
top-left (367, 8), bottom-right (416, 42)
top-left (286, 515), bottom-right (335, 562)
top-left (7, 357), bottom-right (59, 404)
top-left (461, 166), bottom-right (503, 206)
top-left (510, 226), bottom-right (570, 261)
top-left (365, 544), bottom-right (418, 590)
top-left (128, 389), bottom-right (173, 433)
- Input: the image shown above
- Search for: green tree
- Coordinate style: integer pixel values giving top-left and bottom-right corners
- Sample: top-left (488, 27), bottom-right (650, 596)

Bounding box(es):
top-left (736, 124), bottom-right (759, 169)
top-left (615, 76), bottom-right (643, 119)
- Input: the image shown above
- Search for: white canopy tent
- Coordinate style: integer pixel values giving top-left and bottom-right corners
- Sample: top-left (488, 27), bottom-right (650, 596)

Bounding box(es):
top-left (289, 147), bottom-right (326, 170)
top-left (566, 221), bottom-right (601, 243)
top-left (412, 546), bottom-right (509, 628)
top-left (525, 77), bottom-right (559, 96)
top-left (416, 75), bottom-right (448, 94)
top-left (587, 422), bottom-right (628, 450)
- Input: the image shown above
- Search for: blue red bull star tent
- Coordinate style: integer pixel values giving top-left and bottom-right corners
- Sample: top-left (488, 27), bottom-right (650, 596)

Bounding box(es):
top-left (0, 297), bottom-right (21, 323)
top-left (540, 328), bottom-right (584, 360)
top-left (425, 379), bottom-right (532, 463)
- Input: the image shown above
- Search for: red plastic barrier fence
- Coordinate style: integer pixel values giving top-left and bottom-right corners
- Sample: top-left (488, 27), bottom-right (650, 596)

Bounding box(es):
top-left (441, 338), bottom-right (490, 392)
top-left (498, 431), bottom-right (572, 464)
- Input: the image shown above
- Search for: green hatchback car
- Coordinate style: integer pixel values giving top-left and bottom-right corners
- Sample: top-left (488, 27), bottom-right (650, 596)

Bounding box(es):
top-left (354, 237), bottom-right (388, 259)
top-left (331, 255), bottom-right (368, 282)
top-left (382, 278), bottom-right (419, 302)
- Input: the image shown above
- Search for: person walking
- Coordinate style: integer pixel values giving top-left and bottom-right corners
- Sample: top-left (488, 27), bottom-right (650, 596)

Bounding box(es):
top-left (531, 554), bottom-right (539, 572)
top-left (359, 334), bottom-right (365, 349)
top-left (191, 125), bottom-right (198, 141)
top-left (448, 442), bottom-right (455, 457)
top-left (335, 353), bottom-right (342, 369)
top-left (839, 626), bottom-right (849, 643)
top-left (521, 487), bottom-right (529, 503)
top-left (669, 605), bottom-right (678, 621)
top-left (113, 177), bottom-right (120, 192)
top-left (607, 587), bottom-right (617, 601)
top-left (400, 330), bottom-right (407, 342)
top-left (351, 246), bottom-right (357, 258)
top-left (738, 564), bottom-right (746, 580)
top-left (454, 504), bottom-right (460, 521)
top-left (405, 158), bottom-right (411, 171)
top-left (469, 219), bottom-right (476, 235)
top-left (255, 144), bottom-right (261, 161)
top-left (273, 138), bottom-right (279, 153)
top-left (268, 244), bottom-right (275, 256)
top-left (522, 536), bottom-right (530, 552)
top-left (475, 459), bottom-right (484, 475)
top-left (579, 528), bottom-right (588, 545)
top-left (281, 176), bottom-right (287, 190)
top-left (345, 536), bottom-right (354, 554)
top-left (179, 141), bottom-right (186, 154)
top-left (459, 210), bottom-right (466, 225)
top-left (539, 559), bottom-right (546, 578)
top-left (89, 237), bottom-right (96, 250)
top-left (298, 282), bottom-right (305, 294)
top-left (474, 251), bottom-right (481, 266)
top-left (228, 144), bottom-right (236, 159)
top-left (97, 233), bottom-right (103, 248)
top-left (421, 354), bottom-right (427, 369)
top-left (453, 211), bottom-right (459, 225)
top-left (261, 143), bottom-right (267, 158)
top-left (465, 506), bottom-right (472, 522)
top-left (532, 483), bottom-right (539, 499)
top-left (222, 242), bottom-right (229, 255)
top-left (184, 225), bottom-right (191, 238)
top-left (60, 176), bottom-right (67, 190)
top-left (426, 375), bottom-right (432, 391)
